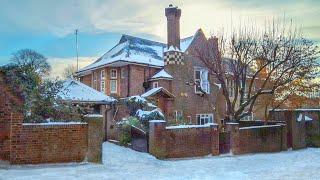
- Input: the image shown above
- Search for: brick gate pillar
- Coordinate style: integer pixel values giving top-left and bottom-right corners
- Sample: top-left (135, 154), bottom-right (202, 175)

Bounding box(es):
top-left (149, 120), bottom-right (167, 159)
top-left (84, 114), bottom-right (104, 163)
top-left (226, 122), bottom-right (240, 155)
top-left (210, 124), bottom-right (219, 155)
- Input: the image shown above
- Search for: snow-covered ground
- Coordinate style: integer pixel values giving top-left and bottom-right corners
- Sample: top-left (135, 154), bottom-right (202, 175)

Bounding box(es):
top-left (1, 142), bottom-right (320, 180)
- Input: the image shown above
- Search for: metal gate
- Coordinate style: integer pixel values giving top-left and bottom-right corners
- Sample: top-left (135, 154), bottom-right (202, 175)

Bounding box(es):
top-left (130, 126), bottom-right (148, 153)
top-left (219, 131), bottom-right (230, 154)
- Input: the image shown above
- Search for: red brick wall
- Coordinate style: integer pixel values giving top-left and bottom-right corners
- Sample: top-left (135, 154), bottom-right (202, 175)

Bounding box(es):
top-left (0, 72), bottom-right (23, 161)
top-left (149, 121), bottom-right (219, 158)
top-left (129, 65), bottom-right (159, 96)
top-left (228, 123), bottom-right (287, 155)
top-left (1, 72), bottom-right (89, 164)
top-left (80, 74), bottom-right (92, 87)
top-left (269, 110), bottom-right (320, 149)
top-left (10, 123), bottom-right (88, 164)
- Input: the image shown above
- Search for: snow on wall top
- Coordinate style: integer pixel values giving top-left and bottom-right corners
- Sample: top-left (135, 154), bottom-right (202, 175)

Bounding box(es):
top-left (166, 123), bottom-right (218, 130)
top-left (77, 34), bottom-right (195, 74)
top-left (57, 78), bottom-right (116, 104)
top-left (150, 69), bottom-right (173, 80)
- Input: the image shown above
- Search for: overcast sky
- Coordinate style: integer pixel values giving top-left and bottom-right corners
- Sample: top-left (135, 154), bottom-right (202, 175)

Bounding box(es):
top-left (0, 0), bottom-right (319, 77)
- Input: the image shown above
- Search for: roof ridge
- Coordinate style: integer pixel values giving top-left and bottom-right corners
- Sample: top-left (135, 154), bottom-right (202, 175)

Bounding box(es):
top-left (120, 34), bottom-right (166, 46)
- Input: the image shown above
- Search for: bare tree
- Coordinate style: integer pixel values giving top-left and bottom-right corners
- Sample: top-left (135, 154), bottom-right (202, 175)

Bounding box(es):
top-left (194, 23), bottom-right (320, 122)
top-left (62, 64), bottom-right (77, 79)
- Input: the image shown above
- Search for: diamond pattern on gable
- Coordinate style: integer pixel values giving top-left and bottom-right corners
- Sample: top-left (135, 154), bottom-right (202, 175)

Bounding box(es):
top-left (164, 51), bottom-right (184, 65)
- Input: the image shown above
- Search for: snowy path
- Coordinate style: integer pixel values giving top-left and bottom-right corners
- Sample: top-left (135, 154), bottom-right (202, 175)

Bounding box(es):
top-left (1, 142), bottom-right (320, 180)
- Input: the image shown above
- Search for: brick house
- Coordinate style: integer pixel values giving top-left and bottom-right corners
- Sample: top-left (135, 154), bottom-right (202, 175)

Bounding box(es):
top-left (76, 5), bottom-right (266, 128)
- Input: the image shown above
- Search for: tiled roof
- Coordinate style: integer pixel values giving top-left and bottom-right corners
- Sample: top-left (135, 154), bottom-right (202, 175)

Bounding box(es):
top-left (77, 33), bottom-right (197, 74)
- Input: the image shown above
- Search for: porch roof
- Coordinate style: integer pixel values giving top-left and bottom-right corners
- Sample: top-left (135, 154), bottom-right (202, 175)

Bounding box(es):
top-left (141, 87), bottom-right (175, 99)
top-left (57, 78), bottom-right (117, 104)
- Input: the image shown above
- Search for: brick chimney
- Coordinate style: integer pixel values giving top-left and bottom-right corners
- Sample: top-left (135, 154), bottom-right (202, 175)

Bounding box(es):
top-left (165, 4), bottom-right (181, 49)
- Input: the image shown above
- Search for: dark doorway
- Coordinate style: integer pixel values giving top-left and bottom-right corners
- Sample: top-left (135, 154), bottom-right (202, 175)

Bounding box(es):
top-left (219, 131), bottom-right (230, 154)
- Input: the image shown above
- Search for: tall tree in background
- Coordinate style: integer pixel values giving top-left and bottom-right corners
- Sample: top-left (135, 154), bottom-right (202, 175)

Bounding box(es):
top-left (195, 23), bottom-right (320, 122)
top-left (4, 49), bottom-right (63, 122)
top-left (62, 64), bottom-right (77, 79)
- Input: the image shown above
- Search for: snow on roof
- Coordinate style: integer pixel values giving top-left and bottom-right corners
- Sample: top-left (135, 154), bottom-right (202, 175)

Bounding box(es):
top-left (164, 45), bottom-right (183, 52)
top-left (297, 113), bottom-right (313, 122)
top-left (180, 35), bottom-right (195, 52)
top-left (150, 69), bottom-right (173, 80)
top-left (77, 33), bottom-right (196, 74)
top-left (141, 87), bottom-right (174, 98)
top-left (124, 95), bottom-right (147, 103)
top-left (57, 78), bottom-right (116, 104)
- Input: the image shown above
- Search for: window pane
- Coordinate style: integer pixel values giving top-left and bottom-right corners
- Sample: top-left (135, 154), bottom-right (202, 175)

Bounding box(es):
top-left (197, 115), bottom-right (200, 125)
top-left (101, 70), bottom-right (105, 79)
top-left (111, 69), bottom-right (117, 79)
top-left (110, 80), bottom-right (117, 93)
top-left (195, 70), bottom-right (201, 79)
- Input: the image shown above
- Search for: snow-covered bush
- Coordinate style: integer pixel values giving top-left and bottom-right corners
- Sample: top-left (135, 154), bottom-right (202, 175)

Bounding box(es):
top-left (136, 109), bottom-right (165, 127)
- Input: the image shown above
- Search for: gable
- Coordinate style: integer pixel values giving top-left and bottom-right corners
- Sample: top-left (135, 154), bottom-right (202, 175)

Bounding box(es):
top-left (185, 29), bottom-right (208, 55)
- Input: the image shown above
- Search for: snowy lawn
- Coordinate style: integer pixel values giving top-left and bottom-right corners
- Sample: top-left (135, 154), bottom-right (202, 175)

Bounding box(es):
top-left (1, 142), bottom-right (320, 180)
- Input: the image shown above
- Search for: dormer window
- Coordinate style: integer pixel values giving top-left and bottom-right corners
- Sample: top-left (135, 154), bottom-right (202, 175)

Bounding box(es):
top-left (152, 81), bottom-right (159, 88)
top-left (194, 67), bottom-right (210, 94)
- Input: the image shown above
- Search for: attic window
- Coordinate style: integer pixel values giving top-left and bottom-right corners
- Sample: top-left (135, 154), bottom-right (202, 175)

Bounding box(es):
top-left (152, 81), bottom-right (159, 88)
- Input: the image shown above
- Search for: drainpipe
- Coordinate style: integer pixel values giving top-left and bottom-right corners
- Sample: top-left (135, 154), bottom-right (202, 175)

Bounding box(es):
top-left (127, 65), bottom-right (130, 97)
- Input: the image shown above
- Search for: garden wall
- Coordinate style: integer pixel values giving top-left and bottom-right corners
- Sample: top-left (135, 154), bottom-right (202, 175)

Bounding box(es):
top-left (0, 72), bottom-right (104, 164)
top-left (227, 123), bottom-right (287, 155)
top-left (149, 120), bottom-right (219, 159)
top-left (269, 110), bottom-right (320, 149)
top-left (0, 71), bottom-right (24, 161)
top-left (11, 123), bottom-right (88, 164)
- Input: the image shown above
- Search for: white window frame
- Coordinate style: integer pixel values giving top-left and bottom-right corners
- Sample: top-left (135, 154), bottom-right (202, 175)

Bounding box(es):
top-left (101, 70), bottom-right (105, 80)
top-left (196, 114), bottom-right (214, 125)
top-left (100, 80), bottom-right (105, 93)
top-left (152, 81), bottom-right (159, 88)
top-left (194, 67), bottom-right (210, 94)
top-left (110, 69), bottom-right (117, 79)
top-left (241, 112), bottom-right (254, 121)
top-left (110, 80), bottom-right (117, 93)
